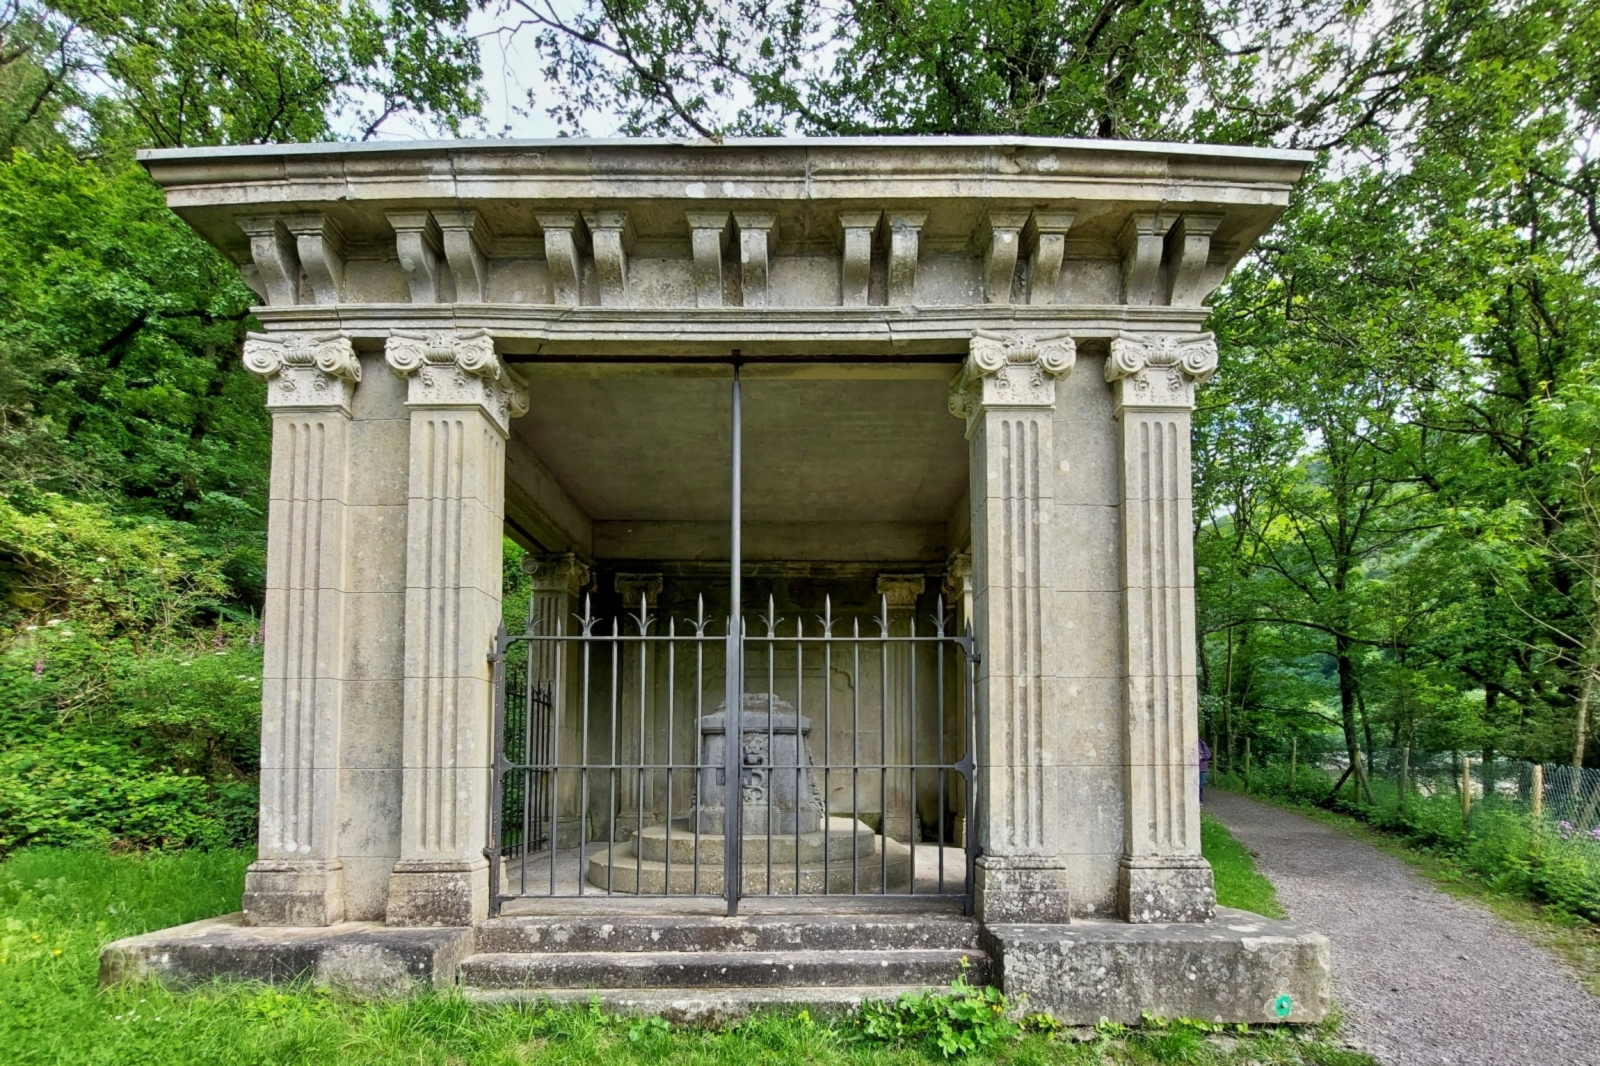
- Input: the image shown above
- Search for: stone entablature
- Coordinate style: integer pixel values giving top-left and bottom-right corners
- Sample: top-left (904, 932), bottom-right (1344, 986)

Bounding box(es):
top-left (140, 138), bottom-right (1306, 340)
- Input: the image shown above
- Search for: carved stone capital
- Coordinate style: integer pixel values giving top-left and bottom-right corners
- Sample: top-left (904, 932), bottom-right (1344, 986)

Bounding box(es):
top-left (1105, 331), bottom-right (1219, 412)
top-left (943, 551), bottom-right (972, 597)
top-left (614, 572), bottom-right (664, 607)
top-left (385, 329), bottom-right (529, 433)
top-left (521, 552), bottom-right (590, 596)
top-left (875, 573), bottom-right (925, 610)
top-left (947, 329), bottom-right (1077, 436)
top-left (243, 331), bottom-right (361, 412)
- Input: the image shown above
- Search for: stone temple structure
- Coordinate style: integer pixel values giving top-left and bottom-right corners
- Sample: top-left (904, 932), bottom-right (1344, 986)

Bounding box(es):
top-left (102, 137), bottom-right (1330, 1022)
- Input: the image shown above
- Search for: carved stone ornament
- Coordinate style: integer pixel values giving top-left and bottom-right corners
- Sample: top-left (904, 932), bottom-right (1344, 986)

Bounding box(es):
top-left (1104, 331), bottom-right (1219, 411)
top-left (384, 328), bottom-right (530, 432)
top-left (948, 329), bottom-right (1077, 435)
top-left (242, 331), bottom-right (361, 411)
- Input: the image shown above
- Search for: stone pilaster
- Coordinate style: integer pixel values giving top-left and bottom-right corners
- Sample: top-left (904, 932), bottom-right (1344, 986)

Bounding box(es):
top-left (521, 553), bottom-right (590, 850)
top-left (877, 574), bottom-right (924, 843)
top-left (1106, 331), bottom-right (1219, 923)
top-left (949, 328), bottom-right (1076, 923)
top-left (383, 329), bottom-right (528, 926)
top-left (241, 331), bottom-right (361, 926)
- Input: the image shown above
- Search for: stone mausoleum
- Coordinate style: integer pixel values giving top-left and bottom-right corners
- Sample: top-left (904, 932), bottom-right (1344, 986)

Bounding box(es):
top-left (103, 137), bottom-right (1330, 1023)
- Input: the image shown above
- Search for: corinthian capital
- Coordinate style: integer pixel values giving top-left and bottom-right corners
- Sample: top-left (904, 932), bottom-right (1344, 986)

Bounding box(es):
top-left (384, 329), bottom-right (529, 433)
top-left (242, 331), bottom-right (361, 412)
top-left (948, 329), bottom-right (1076, 436)
top-left (1104, 331), bottom-right (1218, 412)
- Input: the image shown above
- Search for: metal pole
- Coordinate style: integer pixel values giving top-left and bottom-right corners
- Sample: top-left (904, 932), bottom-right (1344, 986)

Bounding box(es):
top-left (725, 363), bottom-right (743, 916)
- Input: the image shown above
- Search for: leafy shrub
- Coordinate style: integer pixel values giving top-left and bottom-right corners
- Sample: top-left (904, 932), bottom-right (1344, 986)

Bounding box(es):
top-left (860, 968), bottom-right (1025, 1058)
top-left (0, 485), bottom-right (263, 856)
top-left (1216, 764), bottom-right (1600, 921)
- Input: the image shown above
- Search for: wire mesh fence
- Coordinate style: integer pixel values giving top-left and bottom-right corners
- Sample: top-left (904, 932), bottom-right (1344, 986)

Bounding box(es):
top-left (1224, 739), bottom-right (1600, 861)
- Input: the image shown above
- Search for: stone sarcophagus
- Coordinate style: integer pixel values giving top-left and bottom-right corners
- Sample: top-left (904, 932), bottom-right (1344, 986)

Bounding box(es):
top-left (106, 135), bottom-right (1330, 1023)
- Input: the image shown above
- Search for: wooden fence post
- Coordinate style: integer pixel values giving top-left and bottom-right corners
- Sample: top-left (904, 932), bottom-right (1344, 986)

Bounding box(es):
top-left (1462, 756), bottom-right (1473, 823)
top-left (1531, 763), bottom-right (1544, 819)
top-left (1398, 744), bottom-right (1411, 814)
top-left (1289, 737), bottom-right (1298, 790)
top-left (1244, 737), bottom-right (1253, 792)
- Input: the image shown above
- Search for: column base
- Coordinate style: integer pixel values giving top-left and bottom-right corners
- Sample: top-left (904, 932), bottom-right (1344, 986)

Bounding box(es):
top-left (242, 859), bottom-right (346, 927)
top-left (385, 858), bottom-right (489, 927)
top-left (1118, 855), bottom-right (1216, 923)
top-left (975, 854), bottom-right (1071, 923)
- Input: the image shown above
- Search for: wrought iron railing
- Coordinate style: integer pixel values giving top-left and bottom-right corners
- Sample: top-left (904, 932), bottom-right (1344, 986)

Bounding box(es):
top-left (487, 593), bottom-right (977, 914)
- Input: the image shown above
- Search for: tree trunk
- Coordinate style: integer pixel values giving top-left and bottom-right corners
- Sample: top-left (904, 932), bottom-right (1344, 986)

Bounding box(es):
top-left (1335, 637), bottom-right (1372, 803)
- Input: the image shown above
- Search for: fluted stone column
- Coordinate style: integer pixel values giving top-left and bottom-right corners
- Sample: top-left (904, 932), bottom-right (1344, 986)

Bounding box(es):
top-left (1106, 331), bottom-right (1218, 923)
top-left (383, 329), bottom-right (528, 926)
top-left (949, 329), bottom-right (1076, 923)
top-left (522, 552), bottom-right (589, 850)
top-left (877, 574), bottom-right (924, 843)
top-left (241, 332), bottom-right (361, 926)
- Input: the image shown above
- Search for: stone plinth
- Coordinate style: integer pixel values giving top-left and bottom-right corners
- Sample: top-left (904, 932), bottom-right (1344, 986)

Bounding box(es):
top-left (984, 909), bottom-right (1330, 1024)
top-left (695, 695), bottom-right (826, 836)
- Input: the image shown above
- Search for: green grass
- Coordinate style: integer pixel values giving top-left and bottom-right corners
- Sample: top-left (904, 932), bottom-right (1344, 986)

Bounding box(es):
top-left (1202, 814), bottom-right (1286, 919)
top-left (0, 846), bottom-right (1376, 1065)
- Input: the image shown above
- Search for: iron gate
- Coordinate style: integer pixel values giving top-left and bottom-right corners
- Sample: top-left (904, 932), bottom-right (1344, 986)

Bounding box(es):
top-left (487, 592), bottom-right (978, 915)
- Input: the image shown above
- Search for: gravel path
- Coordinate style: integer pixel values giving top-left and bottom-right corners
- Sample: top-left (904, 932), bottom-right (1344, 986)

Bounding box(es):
top-left (1205, 791), bottom-right (1600, 1066)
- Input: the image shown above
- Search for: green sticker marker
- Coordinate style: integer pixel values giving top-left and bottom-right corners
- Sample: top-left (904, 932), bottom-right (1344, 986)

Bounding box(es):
top-left (1273, 994), bottom-right (1293, 1018)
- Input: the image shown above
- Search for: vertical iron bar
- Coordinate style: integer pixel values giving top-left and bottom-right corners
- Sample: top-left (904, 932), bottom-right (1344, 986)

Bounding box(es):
top-left (794, 613), bottom-right (802, 895)
top-left (724, 364), bottom-right (743, 917)
top-left (936, 596), bottom-right (947, 895)
top-left (766, 595), bottom-right (775, 896)
top-left (823, 597), bottom-right (832, 895)
top-left (550, 621), bottom-right (564, 897)
top-left (852, 617), bottom-right (860, 894)
top-left (636, 596), bottom-right (646, 895)
top-left (880, 595), bottom-right (889, 894)
top-left (608, 619), bottom-right (619, 895)
top-left (965, 629), bottom-right (979, 916)
top-left (666, 617), bottom-right (676, 897)
top-left (909, 608), bottom-right (917, 895)
top-left (487, 626), bottom-right (508, 916)
top-left (578, 598), bottom-right (592, 895)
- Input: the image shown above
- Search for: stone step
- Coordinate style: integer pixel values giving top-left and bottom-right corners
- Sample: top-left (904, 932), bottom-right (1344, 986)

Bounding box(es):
top-left (634, 818), bottom-right (877, 864)
top-left (587, 839), bottom-right (912, 894)
top-left (459, 948), bottom-right (988, 990)
top-left (462, 986), bottom-right (958, 1025)
top-left (476, 913), bottom-right (983, 954)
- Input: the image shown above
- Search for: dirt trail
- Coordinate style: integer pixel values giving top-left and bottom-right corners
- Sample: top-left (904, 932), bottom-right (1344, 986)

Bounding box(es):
top-left (1205, 790), bottom-right (1600, 1066)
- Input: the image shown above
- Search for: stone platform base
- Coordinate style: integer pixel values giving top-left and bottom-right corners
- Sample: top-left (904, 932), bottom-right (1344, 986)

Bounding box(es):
top-left (99, 914), bottom-right (473, 997)
top-left (100, 905), bottom-right (1329, 1027)
top-left (983, 908), bottom-right (1330, 1024)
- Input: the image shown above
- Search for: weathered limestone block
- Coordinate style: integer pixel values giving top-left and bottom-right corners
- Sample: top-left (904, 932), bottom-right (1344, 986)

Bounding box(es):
top-left (100, 914), bottom-right (473, 996)
top-left (734, 212), bottom-right (777, 307)
top-left (1106, 331), bottom-right (1220, 923)
top-left (976, 209), bottom-right (1030, 304)
top-left (1118, 213), bottom-right (1174, 306)
top-left (685, 212), bottom-right (731, 308)
top-left (838, 211), bottom-right (880, 307)
top-left (240, 331), bottom-right (362, 927)
top-left (1165, 214), bottom-right (1224, 307)
top-left (388, 212), bottom-right (449, 303)
top-left (984, 909), bottom-right (1331, 1024)
top-left (949, 328), bottom-right (1077, 923)
top-left (886, 212), bottom-right (926, 305)
top-left (1024, 211), bottom-right (1075, 305)
top-left (384, 329), bottom-right (528, 926)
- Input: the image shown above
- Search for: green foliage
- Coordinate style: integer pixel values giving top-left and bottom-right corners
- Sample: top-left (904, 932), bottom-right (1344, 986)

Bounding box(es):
top-left (0, 847), bottom-right (1381, 1065)
top-left (1201, 814), bottom-right (1286, 919)
top-left (1218, 769), bottom-right (1600, 922)
top-left (859, 969), bottom-right (1020, 1058)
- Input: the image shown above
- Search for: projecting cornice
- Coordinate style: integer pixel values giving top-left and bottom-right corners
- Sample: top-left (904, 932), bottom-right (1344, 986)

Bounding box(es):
top-left (138, 137), bottom-right (1310, 322)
